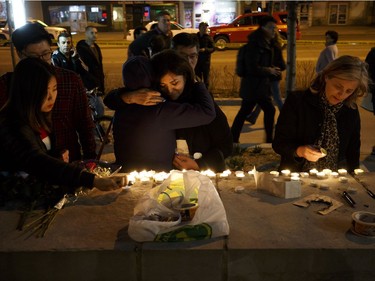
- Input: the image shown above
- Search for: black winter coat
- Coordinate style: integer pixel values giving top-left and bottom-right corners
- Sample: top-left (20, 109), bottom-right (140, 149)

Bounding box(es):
top-left (272, 89), bottom-right (361, 172)
top-left (76, 40), bottom-right (105, 92)
top-left (240, 28), bottom-right (286, 101)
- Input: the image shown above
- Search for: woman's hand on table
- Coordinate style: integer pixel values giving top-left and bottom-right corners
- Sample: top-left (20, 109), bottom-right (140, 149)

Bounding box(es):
top-left (296, 145), bottom-right (326, 162)
top-left (173, 154), bottom-right (200, 171)
top-left (93, 176), bottom-right (122, 191)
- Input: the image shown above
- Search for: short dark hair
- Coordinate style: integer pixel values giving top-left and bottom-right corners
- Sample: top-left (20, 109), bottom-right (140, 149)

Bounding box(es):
top-left (134, 26), bottom-right (147, 40)
top-left (156, 10), bottom-right (171, 20)
top-left (325, 30), bottom-right (339, 43)
top-left (12, 23), bottom-right (52, 53)
top-left (172, 33), bottom-right (199, 50)
top-left (57, 32), bottom-right (72, 42)
top-left (260, 16), bottom-right (276, 27)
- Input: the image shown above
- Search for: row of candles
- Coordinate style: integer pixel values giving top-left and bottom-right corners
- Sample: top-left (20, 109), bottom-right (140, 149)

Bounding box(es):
top-left (123, 168), bottom-right (365, 184)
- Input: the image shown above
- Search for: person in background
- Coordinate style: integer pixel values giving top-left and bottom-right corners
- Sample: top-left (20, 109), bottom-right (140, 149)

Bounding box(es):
top-left (51, 32), bottom-right (96, 91)
top-left (171, 32), bottom-right (233, 172)
top-left (315, 30), bottom-right (339, 74)
top-left (273, 55), bottom-right (369, 173)
top-left (76, 26), bottom-right (105, 93)
top-left (0, 58), bottom-right (120, 197)
top-left (127, 10), bottom-right (172, 59)
top-left (195, 22), bottom-right (215, 89)
top-left (365, 46), bottom-right (375, 155)
top-left (0, 23), bottom-right (96, 162)
top-left (104, 51), bottom-right (215, 172)
top-left (76, 26), bottom-right (105, 117)
top-left (245, 30), bottom-right (286, 125)
top-left (133, 26), bottom-right (147, 40)
top-left (231, 16), bottom-right (282, 144)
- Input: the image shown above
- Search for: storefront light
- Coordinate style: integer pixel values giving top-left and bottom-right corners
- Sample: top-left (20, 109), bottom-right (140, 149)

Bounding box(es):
top-left (12, 0), bottom-right (26, 29)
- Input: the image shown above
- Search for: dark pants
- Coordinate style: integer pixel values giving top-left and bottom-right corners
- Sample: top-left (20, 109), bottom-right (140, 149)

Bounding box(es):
top-left (195, 61), bottom-right (211, 88)
top-left (231, 98), bottom-right (275, 143)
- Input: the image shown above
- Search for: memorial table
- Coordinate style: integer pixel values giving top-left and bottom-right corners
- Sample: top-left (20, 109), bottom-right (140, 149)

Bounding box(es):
top-left (1, 172), bottom-right (374, 281)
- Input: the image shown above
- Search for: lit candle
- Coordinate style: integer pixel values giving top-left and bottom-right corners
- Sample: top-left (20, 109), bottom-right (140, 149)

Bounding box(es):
top-left (202, 169), bottom-right (216, 178)
top-left (235, 171), bottom-right (245, 179)
top-left (338, 169), bottom-right (347, 176)
top-left (330, 172), bottom-right (339, 178)
top-left (339, 176), bottom-right (348, 183)
top-left (309, 169), bottom-right (318, 176)
top-left (291, 172), bottom-right (299, 178)
top-left (248, 170), bottom-right (255, 176)
top-left (300, 172), bottom-right (309, 178)
top-left (281, 169), bottom-right (291, 177)
top-left (322, 169), bottom-right (332, 176)
top-left (354, 168), bottom-right (364, 175)
top-left (219, 172), bottom-right (229, 179)
top-left (317, 172), bottom-right (327, 179)
top-left (291, 176), bottom-right (300, 181)
top-left (270, 171), bottom-right (279, 177)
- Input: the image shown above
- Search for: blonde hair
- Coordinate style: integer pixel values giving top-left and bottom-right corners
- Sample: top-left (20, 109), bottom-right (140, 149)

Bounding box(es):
top-left (310, 55), bottom-right (370, 108)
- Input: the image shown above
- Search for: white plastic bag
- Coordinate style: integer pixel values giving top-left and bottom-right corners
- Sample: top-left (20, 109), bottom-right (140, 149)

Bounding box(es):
top-left (128, 170), bottom-right (230, 242)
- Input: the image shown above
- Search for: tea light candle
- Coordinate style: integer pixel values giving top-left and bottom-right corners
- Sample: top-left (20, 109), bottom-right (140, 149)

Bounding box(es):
top-left (219, 172), bottom-right (229, 179)
top-left (202, 169), bottom-right (216, 178)
top-left (291, 176), bottom-right (300, 181)
top-left (270, 171), bottom-right (279, 177)
top-left (322, 169), bottom-right (332, 176)
top-left (235, 171), bottom-right (245, 179)
top-left (354, 168), bottom-right (364, 175)
top-left (291, 172), bottom-right (299, 178)
top-left (338, 169), bottom-right (347, 175)
top-left (309, 168), bottom-right (318, 176)
top-left (300, 172), bottom-right (309, 178)
top-left (317, 172), bottom-right (327, 179)
top-left (339, 176), bottom-right (348, 183)
top-left (248, 170), bottom-right (255, 176)
top-left (281, 169), bottom-right (291, 177)
top-left (330, 172), bottom-right (339, 178)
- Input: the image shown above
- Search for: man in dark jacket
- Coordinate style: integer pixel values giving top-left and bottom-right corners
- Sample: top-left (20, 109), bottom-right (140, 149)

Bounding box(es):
top-left (76, 26), bottom-right (105, 93)
top-left (231, 16), bottom-right (284, 144)
top-left (127, 10), bottom-right (172, 59)
top-left (195, 22), bottom-right (215, 89)
top-left (52, 32), bottom-right (96, 90)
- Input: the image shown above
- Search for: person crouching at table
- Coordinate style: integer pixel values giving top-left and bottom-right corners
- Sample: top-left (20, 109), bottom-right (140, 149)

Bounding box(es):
top-left (273, 55), bottom-right (370, 173)
top-left (0, 58), bottom-right (120, 205)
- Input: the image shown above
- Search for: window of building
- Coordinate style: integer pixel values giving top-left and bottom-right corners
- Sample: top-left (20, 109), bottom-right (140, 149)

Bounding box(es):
top-left (329, 3), bottom-right (347, 25)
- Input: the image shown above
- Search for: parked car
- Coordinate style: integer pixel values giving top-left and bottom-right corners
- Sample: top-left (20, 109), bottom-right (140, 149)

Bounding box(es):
top-left (26, 19), bottom-right (67, 40)
top-left (0, 19), bottom-right (67, 41)
top-left (0, 20), bottom-right (10, 45)
top-left (208, 12), bottom-right (302, 50)
top-left (126, 21), bottom-right (199, 41)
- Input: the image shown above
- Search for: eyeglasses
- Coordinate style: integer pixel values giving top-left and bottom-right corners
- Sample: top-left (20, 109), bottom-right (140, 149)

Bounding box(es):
top-left (22, 49), bottom-right (53, 61)
top-left (182, 53), bottom-right (199, 60)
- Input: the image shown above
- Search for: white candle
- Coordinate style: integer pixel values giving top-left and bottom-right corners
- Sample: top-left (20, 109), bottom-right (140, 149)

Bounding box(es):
top-left (291, 176), bottom-right (300, 181)
top-left (309, 169), bottom-right (318, 176)
top-left (281, 169), bottom-right (291, 177)
top-left (270, 171), bottom-right (279, 177)
top-left (338, 169), bottom-right (347, 175)
top-left (291, 172), bottom-right (299, 178)
top-left (219, 172), bottom-right (229, 178)
top-left (317, 172), bottom-right (326, 179)
top-left (322, 169), bottom-right (332, 176)
top-left (354, 168), bottom-right (364, 175)
top-left (330, 172), bottom-right (339, 178)
top-left (339, 176), bottom-right (348, 183)
top-left (300, 172), bottom-right (309, 178)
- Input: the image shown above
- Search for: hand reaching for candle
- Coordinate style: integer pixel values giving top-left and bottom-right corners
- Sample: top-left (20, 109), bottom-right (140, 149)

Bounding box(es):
top-left (173, 154), bottom-right (200, 171)
top-left (296, 145), bottom-right (327, 162)
top-left (122, 88), bottom-right (165, 106)
top-left (93, 176), bottom-right (122, 191)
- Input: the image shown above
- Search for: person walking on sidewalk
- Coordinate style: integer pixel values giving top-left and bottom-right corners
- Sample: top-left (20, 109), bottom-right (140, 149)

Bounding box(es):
top-left (245, 30), bottom-right (286, 125)
top-left (231, 16), bottom-right (283, 144)
top-left (315, 30), bottom-right (338, 74)
top-left (195, 22), bottom-right (215, 89)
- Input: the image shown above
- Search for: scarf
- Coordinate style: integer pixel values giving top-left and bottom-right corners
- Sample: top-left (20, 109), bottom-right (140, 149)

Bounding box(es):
top-left (304, 94), bottom-right (343, 171)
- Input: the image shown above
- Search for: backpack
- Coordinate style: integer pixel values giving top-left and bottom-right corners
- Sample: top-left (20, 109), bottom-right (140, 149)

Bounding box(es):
top-left (236, 44), bottom-right (248, 77)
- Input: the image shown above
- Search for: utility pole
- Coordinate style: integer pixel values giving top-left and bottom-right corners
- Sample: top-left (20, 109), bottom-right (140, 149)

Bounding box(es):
top-left (285, 1), bottom-right (298, 97)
